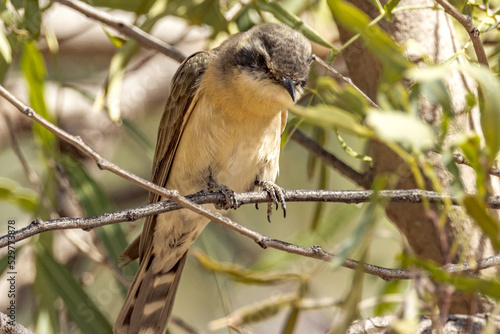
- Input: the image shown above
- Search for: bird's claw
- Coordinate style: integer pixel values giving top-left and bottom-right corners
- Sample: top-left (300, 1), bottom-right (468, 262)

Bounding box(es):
top-left (255, 180), bottom-right (286, 222)
top-left (207, 182), bottom-right (239, 210)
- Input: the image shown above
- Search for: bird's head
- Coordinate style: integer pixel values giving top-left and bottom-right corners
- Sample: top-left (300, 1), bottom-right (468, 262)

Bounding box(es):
top-left (215, 23), bottom-right (312, 111)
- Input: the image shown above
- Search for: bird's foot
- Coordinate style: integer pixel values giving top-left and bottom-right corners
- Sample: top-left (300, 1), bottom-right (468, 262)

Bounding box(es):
top-left (255, 180), bottom-right (286, 222)
top-left (207, 182), bottom-right (239, 210)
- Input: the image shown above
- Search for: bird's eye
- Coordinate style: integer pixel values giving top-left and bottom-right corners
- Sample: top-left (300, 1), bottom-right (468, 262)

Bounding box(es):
top-left (298, 79), bottom-right (307, 87)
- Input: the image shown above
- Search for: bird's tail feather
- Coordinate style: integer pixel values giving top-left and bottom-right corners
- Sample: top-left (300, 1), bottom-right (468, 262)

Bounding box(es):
top-left (114, 251), bottom-right (189, 334)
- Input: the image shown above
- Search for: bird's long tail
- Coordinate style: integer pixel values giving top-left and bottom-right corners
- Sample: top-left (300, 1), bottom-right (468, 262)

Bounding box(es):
top-left (114, 251), bottom-right (189, 334)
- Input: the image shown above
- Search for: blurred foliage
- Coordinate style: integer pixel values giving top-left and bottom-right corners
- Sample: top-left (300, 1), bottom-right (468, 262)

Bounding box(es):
top-left (1, 0), bottom-right (500, 333)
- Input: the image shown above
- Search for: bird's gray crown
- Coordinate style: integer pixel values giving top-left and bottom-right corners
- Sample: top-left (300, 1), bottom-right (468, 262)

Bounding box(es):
top-left (217, 23), bottom-right (312, 88)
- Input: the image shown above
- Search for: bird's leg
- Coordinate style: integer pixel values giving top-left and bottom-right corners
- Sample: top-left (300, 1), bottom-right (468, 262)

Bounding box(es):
top-left (255, 180), bottom-right (286, 222)
top-left (207, 179), bottom-right (239, 211)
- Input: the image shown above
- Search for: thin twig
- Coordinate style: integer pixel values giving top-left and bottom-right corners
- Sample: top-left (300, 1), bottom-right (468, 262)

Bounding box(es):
top-left (434, 0), bottom-right (489, 67)
top-left (51, 0), bottom-right (186, 63)
top-left (0, 189), bottom-right (454, 245)
top-left (0, 188), bottom-right (465, 246)
top-left (0, 190), bottom-right (500, 281)
top-left (312, 54), bottom-right (380, 109)
top-left (1, 188), bottom-right (499, 281)
top-left (0, 312), bottom-right (34, 334)
top-left (455, 152), bottom-right (500, 177)
top-left (291, 130), bottom-right (370, 188)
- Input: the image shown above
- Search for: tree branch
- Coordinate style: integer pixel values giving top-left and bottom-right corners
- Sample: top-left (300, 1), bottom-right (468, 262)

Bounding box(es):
top-left (51, 0), bottom-right (186, 63)
top-left (1, 187), bottom-right (500, 281)
top-left (0, 312), bottom-right (34, 334)
top-left (434, 0), bottom-right (489, 67)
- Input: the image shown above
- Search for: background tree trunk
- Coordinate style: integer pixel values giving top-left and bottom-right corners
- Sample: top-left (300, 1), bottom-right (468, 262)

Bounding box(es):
top-left (337, 0), bottom-right (497, 314)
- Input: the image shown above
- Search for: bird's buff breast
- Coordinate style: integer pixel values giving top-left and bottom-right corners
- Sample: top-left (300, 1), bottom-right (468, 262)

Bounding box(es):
top-left (167, 93), bottom-right (283, 196)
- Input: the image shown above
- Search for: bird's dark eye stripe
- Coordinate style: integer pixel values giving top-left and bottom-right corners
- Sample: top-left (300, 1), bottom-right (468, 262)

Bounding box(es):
top-left (234, 47), bottom-right (256, 68)
top-left (235, 47), bottom-right (270, 72)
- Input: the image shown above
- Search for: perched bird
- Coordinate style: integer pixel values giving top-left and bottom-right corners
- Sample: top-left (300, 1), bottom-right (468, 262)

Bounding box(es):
top-left (114, 23), bottom-right (311, 334)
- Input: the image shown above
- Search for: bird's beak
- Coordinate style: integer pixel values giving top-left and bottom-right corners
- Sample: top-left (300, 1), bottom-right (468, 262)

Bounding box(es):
top-left (280, 76), bottom-right (295, 102)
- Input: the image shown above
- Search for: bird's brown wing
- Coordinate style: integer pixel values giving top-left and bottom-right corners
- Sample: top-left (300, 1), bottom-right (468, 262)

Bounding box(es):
top-left (119, 51), bottom-right (212, 265)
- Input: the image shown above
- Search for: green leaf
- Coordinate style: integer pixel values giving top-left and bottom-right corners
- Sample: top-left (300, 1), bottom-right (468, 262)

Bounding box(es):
top-left (327, 0), bottom-right (412, 82)
top-left (409, 256), bottom-right (500, 299)
top-left (366, 110), bottom-right (435, 152)
top-left (167, 0), bottom-right (228, 35)
top-left (462, 66), bottom-right (500, 163)
top-left (0, 29), bottom-right (12, 63)
top-left (458, 133), bottom-right (487, 198)
top-left (290, 104), bottom-right (373, 137)
top-left (21, 42), bottom-right (57, 152)
top-left (256, 0), bottom-right (335, 49)
top-left (316, 76), bottom-right (369, 119)
top-left (36, 244), bottom-right (113, 333)
top-left (23, 0), bottom-right (41, 38)
top-left (104, 0), bottom-right (170, 121)
top-left (80, 0), bottom-right (155, 12)
top-left (408, 66), bottom-right (454, 116)
top-left (463, 195), bottom-right (500, 250)
top-left (383, 0), bottom-right (401, 21)
top-left (0, 177), bottom-right (38, 211)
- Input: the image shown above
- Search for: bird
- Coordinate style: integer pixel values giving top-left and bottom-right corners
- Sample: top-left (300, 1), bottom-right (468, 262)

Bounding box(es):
top-left (114, 23), bottom-right (311, 334)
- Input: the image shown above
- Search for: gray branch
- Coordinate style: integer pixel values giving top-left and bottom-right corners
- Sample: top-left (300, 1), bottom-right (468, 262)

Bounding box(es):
top-left (1, 188), bottom-right (499, 282)
top-left (51, 0), bottom-right (186, 63)
top-left (0, 312), bottom-right (34, 334)
top-left (434, 0), bottom-right (489, 66)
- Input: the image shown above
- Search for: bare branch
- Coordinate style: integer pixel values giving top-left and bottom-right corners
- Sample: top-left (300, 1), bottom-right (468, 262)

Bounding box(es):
top-left (291, 130), bottom-right (370, 188)
top-left (434, 0), bottom-right (489, 67)
top-left (312, 54), bottom-right (380, 109)
top-left (51, 0), bottom-right (186, 63)
top-left (1, 187), bottom-right (500, 281)
top-left (0, 312), bottom-right (34, 334)
top-left (454, 153), bottom-right (500, 178)
top-left (0, 188), bottom-right (474, 247)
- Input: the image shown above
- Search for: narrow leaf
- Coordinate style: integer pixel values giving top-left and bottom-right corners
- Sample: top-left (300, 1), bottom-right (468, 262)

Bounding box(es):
top-left (0, 29), bottom-right (12, 63)
top-left (366, 110), bottom-right (435, 152)
top-left (327, 0), bottom-right (412, 81)
top-left (36, 244), bottom-right (113, 333)
top-left (256, 0), bottom-right (334, 49)
top-left (463, 195), bottom-right (500, 250)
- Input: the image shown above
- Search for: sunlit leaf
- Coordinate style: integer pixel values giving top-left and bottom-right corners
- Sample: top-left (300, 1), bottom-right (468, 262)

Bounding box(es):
top-left (0, 29), bottom-right (12, 63)
top-left (256, 0), bottom-right (334, 49)
top-left (408, 66), bottom-right (455, 116)
top-left (463, 195), bottom-right (500, 250)
top-left (458, 133), bottom-right (487, 198)
top-left (384, 0), bottom-right (401, 21)
top-left (327, 0), bottom-right (412, 82)
top-left (290, 104), bottom-right (373, 137)
top-left (104, 0), bottom-right (170, 121)
top-left (21, 42), bottom-right (56, 151)
top-left (366, 110), bottom-right (435, 152)
top-left (462, 66), bottom-right (500, 163)
top-left (316, 76), bottom-right (368, 119)
top-left (409, 256), bottom-right (500, 299)
top-left (0, 177), bottom-right (38, 211)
